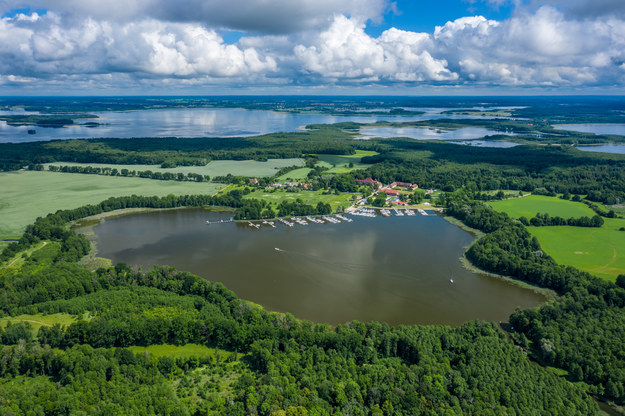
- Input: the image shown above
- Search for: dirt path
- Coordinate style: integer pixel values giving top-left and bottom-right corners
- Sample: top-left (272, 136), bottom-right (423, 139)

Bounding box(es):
top-left (4, 241), bottom-right (47, 268)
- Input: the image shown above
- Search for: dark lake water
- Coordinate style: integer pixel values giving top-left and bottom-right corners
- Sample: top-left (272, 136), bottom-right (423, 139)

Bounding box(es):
top-left (0, 107), bottom-right (519, 143)
top-left (77, 208), bottom-right (545, 326)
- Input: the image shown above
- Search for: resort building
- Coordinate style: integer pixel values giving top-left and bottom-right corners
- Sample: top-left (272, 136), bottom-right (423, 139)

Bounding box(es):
top-left (355, 178), bottom-right (382, 188)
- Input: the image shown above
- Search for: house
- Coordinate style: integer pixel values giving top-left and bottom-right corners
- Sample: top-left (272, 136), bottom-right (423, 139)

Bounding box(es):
top-left (355, 178), bottom-right (382, 188)
top-left (249, 178), bottom-right (259, 184)
top-left (392, 200), bottom-right (407, 206)
top-left (380, 189), bottom-right (400, 196)
top-left (390, 181), bottom-right (418, 189)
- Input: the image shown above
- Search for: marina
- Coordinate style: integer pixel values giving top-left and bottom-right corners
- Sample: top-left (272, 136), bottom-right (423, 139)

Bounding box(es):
top-left (207, 207), bottom-right (436, 230)
top-left (79, 207), bottom-right (546, 326)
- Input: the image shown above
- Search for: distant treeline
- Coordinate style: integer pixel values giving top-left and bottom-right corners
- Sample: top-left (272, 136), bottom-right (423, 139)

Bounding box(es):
top-left (48, 164), bottom-right (211, 182)
top-left (0, 129), bottom-right (356, 171)
top-left (520, 213), bottom-right (604, 227)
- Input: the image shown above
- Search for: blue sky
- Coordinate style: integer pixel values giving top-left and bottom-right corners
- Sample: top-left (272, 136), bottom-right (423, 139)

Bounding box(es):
top-left (0, 0), bottom-right (624, 95)
top-left (366, 0), bottom-right (516, 36)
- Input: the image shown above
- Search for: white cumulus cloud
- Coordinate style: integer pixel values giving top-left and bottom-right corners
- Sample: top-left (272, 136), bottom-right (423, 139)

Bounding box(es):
top-left (294, 15), bottom-right (457, 82)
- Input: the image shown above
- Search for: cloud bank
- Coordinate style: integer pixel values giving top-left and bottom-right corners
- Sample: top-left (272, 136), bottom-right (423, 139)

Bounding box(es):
top-left (1, 0), bottom-right (624, 92)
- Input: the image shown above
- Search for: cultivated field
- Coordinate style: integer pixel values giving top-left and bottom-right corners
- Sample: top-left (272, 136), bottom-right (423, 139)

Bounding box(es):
top-left (489, 195), bottom-right (625, 280)
top-left (240, 187), bottom-right (356, 212)
top-left (46, 158), bottom-right (305, 178)
top-left (528, 218), bottom-right (625, 281)
top-left (489, 195), bottom-right (596, 219)
top-left (0, 170), bottom-right (225, 244)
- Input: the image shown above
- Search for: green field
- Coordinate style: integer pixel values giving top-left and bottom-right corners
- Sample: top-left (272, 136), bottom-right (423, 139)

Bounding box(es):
top-left (528, 218), bottom-right (625, 281)
top-left (318, 150), bottom-right (377, 174)
top-left (241, 188), bottom-right (356, 212)
top-left (0, 313), bottom-right (79, 332)
top-left (0, 170), bottom-right (225, 242)
top-left (489, 195), bottom-right (596, 219)
top-left (277, 167), bottom-right (312, 181)
top-left (46, 158), bottom-right (305, 178)
top-left (489, 195), bottom-right (625, 280)
top-left (128, 344), bottom-right (232, 360)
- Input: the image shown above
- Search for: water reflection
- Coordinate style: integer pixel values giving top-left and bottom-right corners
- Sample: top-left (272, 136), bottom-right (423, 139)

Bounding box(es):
top-left (77, 208), bottom-right (545, 326)
top-left (358, 126), bottom-right (516, 141)
top-left (0, 107), bottom-right (523, 143)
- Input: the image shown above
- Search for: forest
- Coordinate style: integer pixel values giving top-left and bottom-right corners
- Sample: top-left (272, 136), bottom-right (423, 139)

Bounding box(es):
top-left (2, 98), bottom-right (625, 414)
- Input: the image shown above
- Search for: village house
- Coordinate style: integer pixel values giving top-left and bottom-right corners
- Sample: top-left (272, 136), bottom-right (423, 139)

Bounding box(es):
top-left (390, 181), bottom-right (418, 189)
top-left (355, 177), bottom-right (382, 188)
top-left (379, 189), bottom-right (400, 196)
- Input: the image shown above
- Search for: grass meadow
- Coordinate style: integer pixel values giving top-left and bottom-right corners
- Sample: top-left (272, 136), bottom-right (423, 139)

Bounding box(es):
top-left (488, 195), bottom-right (596, 219)
top-left (240, 187), bottom-right (356, 212)
top-left (128, 344), bottom-right (233, 360)
top-left (0, 170), bottom-right (225, 244)
top-left (46, 158), bottom-right (305, 178)
top-left (489, 195), bottom-right (625, 280)
top-left (0, 313), bottom-right (79, 332)
top-left (528, 218), bottom-right (625, 281)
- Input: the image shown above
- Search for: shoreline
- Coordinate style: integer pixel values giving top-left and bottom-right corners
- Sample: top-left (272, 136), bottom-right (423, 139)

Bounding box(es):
top-left (443, 215), bottom-right (557, 300)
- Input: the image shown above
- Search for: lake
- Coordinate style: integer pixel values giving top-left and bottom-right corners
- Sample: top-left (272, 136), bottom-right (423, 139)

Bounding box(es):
top-left (555, 124), bottom-right (625, 136)
top-left (76, 208), bottom-right (545, 326)
top-left (0, 106), bottom-right (521, 143)
top-left (358, 126), bottom-right (516, 142)
top-left (576, 144), bottom-right (625, 154)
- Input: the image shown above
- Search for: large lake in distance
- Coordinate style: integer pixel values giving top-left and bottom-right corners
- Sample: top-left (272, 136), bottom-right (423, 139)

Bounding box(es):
top-left (555, 124), bottom-right (625, 136)
top-left (0, 107), bottom-right (517, 143)
top-left (76, 209), bottom-right (545, 326)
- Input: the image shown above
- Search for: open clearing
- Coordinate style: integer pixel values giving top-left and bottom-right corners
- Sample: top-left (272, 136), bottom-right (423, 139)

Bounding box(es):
top-left (489, 195), bottom-right (625, 280)
top-left (128, 344), bottom-right (233, 360)
top-left (528, 218), bottom-right (625, 281)
top-left (489, 195), bottom-right (596, 219)
top-left (318, 150), bottom-right (377, 174)
top-left (45, 158), bottom-right (305, 178)
top-left (239, 187), bottom-right (356, 212)
top-left (0, 313), bottom-right (78, 332)
top-left (0, 170), bottom-right (225, 241)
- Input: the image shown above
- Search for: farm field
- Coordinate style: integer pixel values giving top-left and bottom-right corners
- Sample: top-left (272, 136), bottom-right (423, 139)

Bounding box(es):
top-left (489, 195), bottom-right (625, 280)
top-left (489, 195), bottom-right (596, 219)
top-left (277, 150), bottom-right (378, 180)
top-left (46, 158), bottom-right (305, 178)
top-left (239, 187), bottom-right (356, 212)
top-left (318, 150), bottom-right (377, 173)
top-left (528, 218), bottom-right (625, 281)
top-left (0, 170), bottom-right (225, 244)
top-left (277, 167), bottom-right (311, 181)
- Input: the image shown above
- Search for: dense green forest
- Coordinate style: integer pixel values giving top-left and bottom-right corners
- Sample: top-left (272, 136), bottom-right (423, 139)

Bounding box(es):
top-left (2, 98), bottom-right (625, 414)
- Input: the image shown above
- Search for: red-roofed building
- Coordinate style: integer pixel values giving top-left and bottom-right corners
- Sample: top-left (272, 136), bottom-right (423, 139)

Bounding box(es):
top-left (390, 181), bottom-right (418, 189)
top-left (356, 178), bottom-right (382, 188)
top-left (380, 189), bottom-right (400, 196)
top-left (249, 178), bottom-right (259, 184)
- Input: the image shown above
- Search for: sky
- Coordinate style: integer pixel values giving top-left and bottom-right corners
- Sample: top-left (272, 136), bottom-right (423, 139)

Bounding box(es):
top-left (0, 0), bottom-right (624, 95)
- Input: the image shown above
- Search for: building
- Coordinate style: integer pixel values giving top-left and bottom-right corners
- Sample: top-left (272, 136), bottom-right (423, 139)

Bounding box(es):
top-left (379, 189), bottom-right (400, 196)
top-left (355, 178), bottom-right (382, 188)
top-left (390, 181), bottom-right (418, 189)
